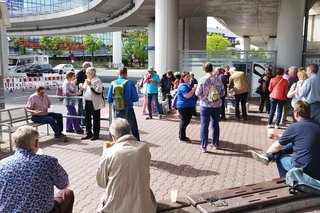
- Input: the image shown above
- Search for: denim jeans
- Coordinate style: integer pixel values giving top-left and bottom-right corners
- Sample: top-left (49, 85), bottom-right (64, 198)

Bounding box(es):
top-left (200, 106), bottom-right (220, 149)
top-left (77, 98), bottom-right (85, 125)
top-left (268, 98), bottom-right (285, 126)
top-left (235, 92), bottom-right (248, 120)
top-left (31, 112), bottom-right (63, 136)
top-left (267, 143), bottom-right (294, 178)
top-left (147, 93), bottom-right (161, 118)
top-left (310, 102), bottom-right (320, 126)
top-left (114, 108), bottom-right (140, 141)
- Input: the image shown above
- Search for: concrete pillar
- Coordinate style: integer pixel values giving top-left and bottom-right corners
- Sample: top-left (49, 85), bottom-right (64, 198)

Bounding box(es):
top-left (243, 36), bottom-right (251, 51)
top-left (0, 27), bottom-right (8, 109)
top-left (267, 36), bottom-right (277, 51)
top-left (112, 31), bottom-right (122, 66)
top-left (180, 17), bottom-right (206, 50)
top-left (148, 20), bottom-right (155, 68)
top-left (276, 0), bottom-right (305, 68)
top-left (155, 0), bottom-right (179, 76)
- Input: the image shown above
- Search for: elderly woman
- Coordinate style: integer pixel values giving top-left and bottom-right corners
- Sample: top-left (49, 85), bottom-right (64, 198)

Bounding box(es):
top-left (267, 68), bottom-right (289, 129)
top-left (63, 71), bottom-right (83, 134)
top-left (176, 72), bottom-right (196, 142)
top-left (287, 70), bottom-right (308, 122)
top-left (79, 67), bottom-right (104, 140)
top-left (196, 63), bottom-right (225, 153)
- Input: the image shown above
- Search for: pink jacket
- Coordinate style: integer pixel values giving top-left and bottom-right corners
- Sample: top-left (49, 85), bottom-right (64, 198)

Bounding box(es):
top-left (269, 76), bottom-right (288, 100)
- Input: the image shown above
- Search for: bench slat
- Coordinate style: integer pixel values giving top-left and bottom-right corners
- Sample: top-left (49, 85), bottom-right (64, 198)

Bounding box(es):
top-left (157, 197), bottom-right (191, 212)
top-left (196, 187), bottom-right (311, 213)
top-left (186, 178), bottom-right (287, 206)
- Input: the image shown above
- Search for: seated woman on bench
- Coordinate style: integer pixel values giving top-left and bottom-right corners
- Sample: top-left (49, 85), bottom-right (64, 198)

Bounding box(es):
top-left (26, 86), bottom-right (67, 140)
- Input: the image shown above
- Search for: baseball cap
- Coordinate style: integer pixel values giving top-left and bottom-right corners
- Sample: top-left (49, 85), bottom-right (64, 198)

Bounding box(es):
top-left (148, 66), bottom-right (154, 71)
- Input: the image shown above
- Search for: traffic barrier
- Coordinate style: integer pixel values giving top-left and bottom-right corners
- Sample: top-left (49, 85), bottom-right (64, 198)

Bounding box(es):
top-left (2, 75), bottom-right (63, 92)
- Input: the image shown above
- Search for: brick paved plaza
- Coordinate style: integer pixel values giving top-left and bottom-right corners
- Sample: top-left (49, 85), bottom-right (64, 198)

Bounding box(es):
top-left (1, 91), bottom-right (319, 212)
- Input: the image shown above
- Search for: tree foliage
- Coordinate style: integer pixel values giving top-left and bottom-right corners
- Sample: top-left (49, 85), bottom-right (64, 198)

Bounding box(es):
top-left (83, 34), bottom-right (104, 61)
top-left (13, 37), bottom-right (27, 55)
top-left (62, 36), bottom-right (77, 54)
top-left (39, 36), bottom-right (62, 55)
top-left (122, 30), bottom-right (148, 67)
top-left (206, 34), bottom-right (231, 50)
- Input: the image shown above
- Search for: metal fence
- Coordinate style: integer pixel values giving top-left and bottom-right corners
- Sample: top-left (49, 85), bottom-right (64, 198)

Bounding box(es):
top-left (179, 50), bottom-right (277, 98)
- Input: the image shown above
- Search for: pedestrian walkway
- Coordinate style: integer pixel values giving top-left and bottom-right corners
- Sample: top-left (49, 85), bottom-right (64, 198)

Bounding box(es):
top-left (0, 101), bottom-right (318, 212)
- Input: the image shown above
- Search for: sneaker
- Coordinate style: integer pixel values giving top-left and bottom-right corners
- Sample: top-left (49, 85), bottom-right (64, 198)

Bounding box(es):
top-left (199, 147), bottom-right (207, 153)
top-left (208, 144), bottom-right (219, 150)
top-left (145, 116), bottom-right (152, 120)
top-left (267, 124), bottom-right (273, 128)
top-left (81, 135), bottom-right (92, 140)
top-left (275, 125), bottom-right (279, 129)
top-left (66, 129), bottom-right (74, 133)
top-left (251, 151), bottom-right (270, 165)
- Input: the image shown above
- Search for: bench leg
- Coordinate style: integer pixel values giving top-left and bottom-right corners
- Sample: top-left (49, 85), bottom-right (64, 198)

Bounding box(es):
top-left (47, 124), bottom-right (49, 135)
top-left (9, 132), bottom-right (13, 153)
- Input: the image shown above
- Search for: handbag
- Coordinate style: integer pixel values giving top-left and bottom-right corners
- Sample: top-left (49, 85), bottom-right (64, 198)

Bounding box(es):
top-left (171, 94), bottom-right (178, 110)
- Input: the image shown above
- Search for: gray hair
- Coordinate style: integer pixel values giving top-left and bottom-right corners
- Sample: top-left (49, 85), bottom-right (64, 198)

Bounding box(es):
top-left (86, 67), bottom-right (96, 73)
top-left (288, 66), bottom-right (298, 74)
top-left (109, 118), bottom-right (132, 139)
top-left (13, 126), bottom-right (39, 150)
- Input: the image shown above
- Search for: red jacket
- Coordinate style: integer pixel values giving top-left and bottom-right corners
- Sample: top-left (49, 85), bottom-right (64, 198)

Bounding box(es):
top-left (269, 76), bottom-right (288, 100)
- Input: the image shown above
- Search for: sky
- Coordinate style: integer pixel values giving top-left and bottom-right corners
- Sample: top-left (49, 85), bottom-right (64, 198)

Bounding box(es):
top-left (207, 17), bottom-right (226, 29)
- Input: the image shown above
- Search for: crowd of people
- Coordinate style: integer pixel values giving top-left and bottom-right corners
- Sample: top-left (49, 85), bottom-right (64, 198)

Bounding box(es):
top-left (0, 61), bottom-right (320, 212)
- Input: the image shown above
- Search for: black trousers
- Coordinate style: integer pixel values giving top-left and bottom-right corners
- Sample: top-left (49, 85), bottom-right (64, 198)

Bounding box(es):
top-left (259, 92), bottom-right (270, 113)
top-left (85, 100), bottom-right (100, 137)
top-left (178, 107), bottom-right (194, 140)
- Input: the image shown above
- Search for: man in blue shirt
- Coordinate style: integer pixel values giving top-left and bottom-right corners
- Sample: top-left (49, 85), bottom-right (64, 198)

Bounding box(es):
top-left (251, 100), bottom-right (320, 180)
top-left (107, 66), bottom-right (140, 141)
top-left (0, 126), bottom-right (74, 213)
top-left (144, 66), bottom-right (162, 120)
top-left (299, 63), bottom-right (320, 125)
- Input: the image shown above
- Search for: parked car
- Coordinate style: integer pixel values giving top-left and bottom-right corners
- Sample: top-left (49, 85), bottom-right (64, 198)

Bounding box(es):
top-left (25, 64), bottom-right (54, 77)
top-left (53, 64), bottom-right (75, 74)
top-left (10, 64), bottom-right (33, 73)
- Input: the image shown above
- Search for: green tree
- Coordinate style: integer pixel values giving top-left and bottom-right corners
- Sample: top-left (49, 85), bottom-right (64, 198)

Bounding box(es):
top-left (250, 47), bottom-right (267, 59)
top-left (206, 34), bottom-right (231, 58)
top-left (63, 36), bottom-right (77, 54)
top-left (83, 34), bottom-right (104, 61)
top-left (39, 36), bottom-right (62, 55)
top-left (122, 30), bottom-right (148, 67)
top-left (13, 37), bottom-right (28, 55)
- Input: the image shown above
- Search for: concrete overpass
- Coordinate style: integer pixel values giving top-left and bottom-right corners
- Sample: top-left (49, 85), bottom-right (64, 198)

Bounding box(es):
top-left (2, 0), bottom-right (320, 76)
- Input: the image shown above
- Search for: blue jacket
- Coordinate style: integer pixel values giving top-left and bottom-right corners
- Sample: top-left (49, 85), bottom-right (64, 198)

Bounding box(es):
top-left (107, 77), bottom-right (139, 109)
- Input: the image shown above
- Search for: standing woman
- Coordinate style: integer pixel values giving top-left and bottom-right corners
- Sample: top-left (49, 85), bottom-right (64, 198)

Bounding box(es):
top-left (63, 71), bottom-right (83, 134)
top-left (196, 62), bottom-right (225, 153)
top-left (176, 72), bottom-right (196, 142)
top-left (258, 67), bottom-right (273, 113)
top-left (267, 68), bottom-right (288, 129)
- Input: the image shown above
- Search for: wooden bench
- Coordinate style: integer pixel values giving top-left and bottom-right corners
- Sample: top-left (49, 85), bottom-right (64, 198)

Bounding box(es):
top-left (157, 178), bottom-right (320, 213)
top-left (0, 107), bottom-right (49, 152)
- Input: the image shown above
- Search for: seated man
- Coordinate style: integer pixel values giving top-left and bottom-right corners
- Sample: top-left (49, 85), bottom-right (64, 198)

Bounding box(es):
top-left (96, 118), bottom-right (156, 213)
top-left (0, 126), bottom-right (74, 212)
top-left (26, 86), bottom-right (66, 140)
top-left (251, 100), bottom-right (320, 180)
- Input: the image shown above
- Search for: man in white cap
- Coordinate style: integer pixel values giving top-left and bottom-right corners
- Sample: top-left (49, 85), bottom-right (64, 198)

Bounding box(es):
top-left (144, 66), bottom-right (162, 119)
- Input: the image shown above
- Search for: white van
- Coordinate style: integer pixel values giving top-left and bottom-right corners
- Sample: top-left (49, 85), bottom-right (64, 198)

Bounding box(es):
top-left (8, 55), bottom-right (49, 73)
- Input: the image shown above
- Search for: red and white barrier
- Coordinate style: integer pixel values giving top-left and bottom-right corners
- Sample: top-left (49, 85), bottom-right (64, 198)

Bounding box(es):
top-left (2, 75), bottom-right (64, 92)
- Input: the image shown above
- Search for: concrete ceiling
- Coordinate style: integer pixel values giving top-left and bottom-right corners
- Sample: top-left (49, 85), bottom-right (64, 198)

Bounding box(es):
top-left (6, 0), bottom-right (316, 47)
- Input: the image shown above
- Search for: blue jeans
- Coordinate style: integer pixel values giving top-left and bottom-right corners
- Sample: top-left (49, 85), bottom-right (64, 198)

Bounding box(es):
top-left (310, 102), bottom-right (320, 126)
top-left (147, 93), bottom-right (161, 118)
top-left (267, 143), bottom-right (294, 178)
top-left (31, 112), bottom-right (63, 136)
top-left (114, 108), bottom-right (140, 141)
top-left (268, 98), bottom-right (285, 126)
top-left (77, 98), bottom-right (85, 125)
top-left (200, 106), bottom-right (220, 149)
